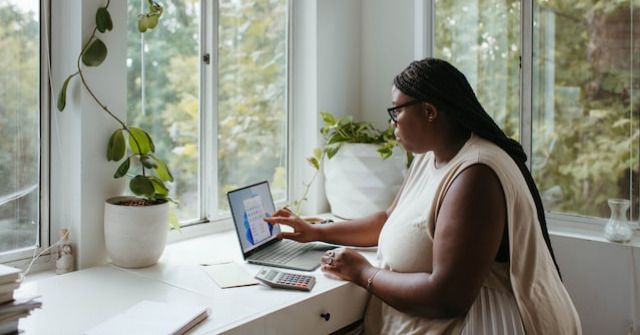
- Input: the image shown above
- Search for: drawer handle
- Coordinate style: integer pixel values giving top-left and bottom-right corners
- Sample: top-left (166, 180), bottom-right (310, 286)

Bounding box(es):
top-left (320, 312), bottom-right (331, 321)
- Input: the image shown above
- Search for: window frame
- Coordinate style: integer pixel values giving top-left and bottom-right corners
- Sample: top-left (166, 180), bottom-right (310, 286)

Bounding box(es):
top-left (167, 0), bottom-right (294, 242)
top-left (0, 0), bottom-right (52, 267)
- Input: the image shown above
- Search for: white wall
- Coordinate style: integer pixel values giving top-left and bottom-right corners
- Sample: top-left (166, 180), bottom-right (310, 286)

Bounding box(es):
top-left (313, 0), bottom-right (416, 125)
top-left (50, 0), bottom-right (127, 269)
top-left (361, 0), bottom-right (416, 127)
top-left (295, 0), bottom-right (416, 214)
top-left (317, 0), bottom-right (362, 119)
top-left (551, 234), bottom-right (640, 334)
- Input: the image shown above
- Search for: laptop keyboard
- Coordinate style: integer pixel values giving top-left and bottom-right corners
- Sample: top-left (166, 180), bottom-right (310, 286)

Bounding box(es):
top-left (251, 241), bottom-right (315, 263)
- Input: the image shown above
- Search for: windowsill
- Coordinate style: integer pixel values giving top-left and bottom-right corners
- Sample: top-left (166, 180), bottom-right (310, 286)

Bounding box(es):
top-left (20, 212), bottom-right (640, 285)
top-left (547, 214), bottom-right (640, 248)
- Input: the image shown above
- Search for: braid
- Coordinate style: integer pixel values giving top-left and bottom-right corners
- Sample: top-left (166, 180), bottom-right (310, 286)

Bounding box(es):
top-left (394, 58), bottom-right (560, 276)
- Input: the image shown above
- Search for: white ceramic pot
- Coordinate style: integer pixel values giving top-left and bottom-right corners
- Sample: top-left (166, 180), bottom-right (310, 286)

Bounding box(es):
top-left (104, 196), bottom-right (169, 268)
top-left (324, 143), bottom-right (406, 220)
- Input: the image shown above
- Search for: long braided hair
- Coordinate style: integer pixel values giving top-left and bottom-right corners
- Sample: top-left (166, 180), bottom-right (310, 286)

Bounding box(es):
top-left (393, 58), bottom-right (560, 276)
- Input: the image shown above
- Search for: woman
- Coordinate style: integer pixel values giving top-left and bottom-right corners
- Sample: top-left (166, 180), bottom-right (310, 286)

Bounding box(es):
top-left (264, 58), bottom-right (581, 334)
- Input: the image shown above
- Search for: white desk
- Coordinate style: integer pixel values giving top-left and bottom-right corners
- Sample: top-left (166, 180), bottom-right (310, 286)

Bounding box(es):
top-left (18, 230), bottom-right (375, 334)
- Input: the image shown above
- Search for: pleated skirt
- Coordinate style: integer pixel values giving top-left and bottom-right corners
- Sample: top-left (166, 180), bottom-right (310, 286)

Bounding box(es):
top-left (461, 286), bottom-right (525, 335)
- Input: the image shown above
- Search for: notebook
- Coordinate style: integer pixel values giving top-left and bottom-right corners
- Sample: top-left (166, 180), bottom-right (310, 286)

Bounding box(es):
top-left (227, 181), bottom-right (332, 271)
top-left (84, 300), bottom-right (211, 335)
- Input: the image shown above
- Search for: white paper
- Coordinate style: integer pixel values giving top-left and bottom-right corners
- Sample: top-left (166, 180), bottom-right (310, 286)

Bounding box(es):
top-left (201, 262), bottom-right (258, 288)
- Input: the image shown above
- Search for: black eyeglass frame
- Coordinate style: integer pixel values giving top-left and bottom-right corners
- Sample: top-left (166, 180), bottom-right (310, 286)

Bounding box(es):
top-left (387, 99), bottom-right (422, 123)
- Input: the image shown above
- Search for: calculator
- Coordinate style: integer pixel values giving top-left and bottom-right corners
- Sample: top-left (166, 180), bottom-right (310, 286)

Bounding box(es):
top-left (255, 267), bottom-right (316, 291)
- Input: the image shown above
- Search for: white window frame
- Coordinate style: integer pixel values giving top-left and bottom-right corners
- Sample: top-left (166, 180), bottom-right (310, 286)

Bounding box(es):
top-left (167, 0), bottom-right (295, 242)
top-left (0, 0), bottom-right (52, 270)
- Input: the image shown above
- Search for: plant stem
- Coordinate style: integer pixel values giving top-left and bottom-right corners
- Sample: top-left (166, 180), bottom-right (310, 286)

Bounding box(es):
top-left (293, 154), bottom-right (324, 215)
top-left (75, 0), bottom-right (145, 173)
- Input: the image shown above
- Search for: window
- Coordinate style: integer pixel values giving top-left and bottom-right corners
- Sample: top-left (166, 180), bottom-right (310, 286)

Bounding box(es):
top-left (531, 1), bottom-right (638, 220)
top-left (126, 0), bottom-right (289, 226)
top-left (433, 0), bottom-right (639, 223)
top-left (434, 0), bottom-right (521, 140)
top-left (0, 0), bottom-right (41, 256)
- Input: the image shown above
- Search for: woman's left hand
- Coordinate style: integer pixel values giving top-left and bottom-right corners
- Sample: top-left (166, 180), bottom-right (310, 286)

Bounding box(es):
top-left (321, 247), bottom-right (372, 283)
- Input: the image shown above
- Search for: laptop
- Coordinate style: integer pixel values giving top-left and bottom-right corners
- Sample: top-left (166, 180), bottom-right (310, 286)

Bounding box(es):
top-left (226, 181), bottom-right (332, 271)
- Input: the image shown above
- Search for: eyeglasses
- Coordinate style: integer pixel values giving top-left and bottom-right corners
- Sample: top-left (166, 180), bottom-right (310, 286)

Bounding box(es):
top-left (387, 100), bottom-right (422, 123)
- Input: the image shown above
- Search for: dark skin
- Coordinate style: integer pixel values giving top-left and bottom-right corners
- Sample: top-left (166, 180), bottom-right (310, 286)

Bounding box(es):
top-left (264, 86), bottom-right (507, 318)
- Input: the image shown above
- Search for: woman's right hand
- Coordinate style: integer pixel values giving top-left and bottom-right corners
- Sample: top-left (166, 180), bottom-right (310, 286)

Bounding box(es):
top-left (263, 207), bottom-right (320, 242)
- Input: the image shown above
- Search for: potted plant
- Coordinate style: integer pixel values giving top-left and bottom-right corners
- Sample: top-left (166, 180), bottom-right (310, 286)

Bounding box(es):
top-left (57, 0), bottom-right (176, 268)
top-left (293, 111), bottom-right (413, 219)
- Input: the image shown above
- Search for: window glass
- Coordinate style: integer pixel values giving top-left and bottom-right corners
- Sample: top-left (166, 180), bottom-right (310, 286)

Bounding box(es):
top-left (531, 1), bottom-right (639, 219)
top-left (0, 0), bottom-right (40, 252)
top-left (127, 0), bottom-right (288, 222)
top-left (434, 0), bottom-right (521, 140)
top-left (127, 0), bottom-right (201, 223)
top-left (217, 0), bottom-right (289, 208)
top-left (434, 0), bottom-right (640, 222)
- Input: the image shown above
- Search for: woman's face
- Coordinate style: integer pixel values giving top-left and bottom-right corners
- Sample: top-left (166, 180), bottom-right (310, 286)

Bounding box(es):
top-left (390, 86), bottom-right (432, 154)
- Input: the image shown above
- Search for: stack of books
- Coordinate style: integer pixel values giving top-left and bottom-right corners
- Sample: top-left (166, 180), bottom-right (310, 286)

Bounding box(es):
top-left (0, 264), bottom-right (41, 334)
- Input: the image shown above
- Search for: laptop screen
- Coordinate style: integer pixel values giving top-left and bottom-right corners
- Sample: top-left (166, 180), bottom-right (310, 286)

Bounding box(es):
top-left (227, 181), bottom-right (281, 254)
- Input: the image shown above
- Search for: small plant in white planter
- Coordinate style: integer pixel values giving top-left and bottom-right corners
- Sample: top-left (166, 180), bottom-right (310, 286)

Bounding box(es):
top-left (293, 112), bottom-right (413, 219)
top-left (57, 0), bottom-right (176, 268)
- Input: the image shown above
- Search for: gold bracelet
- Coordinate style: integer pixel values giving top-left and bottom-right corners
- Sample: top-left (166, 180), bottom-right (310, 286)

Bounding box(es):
top-left (366, 268), bottom-right (381, 290)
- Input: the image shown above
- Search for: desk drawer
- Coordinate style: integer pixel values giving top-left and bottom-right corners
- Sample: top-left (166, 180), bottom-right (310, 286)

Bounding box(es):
top-left (264, 284), bottom-right (368, 335)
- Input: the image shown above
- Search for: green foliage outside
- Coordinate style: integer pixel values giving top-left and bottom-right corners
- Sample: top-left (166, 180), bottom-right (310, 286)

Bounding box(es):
top-left (216, 0), bottom-right (288, 205)
top-left (126, 0), bottom-right (288, 220)
top-left (127, 0), bottom-right (199, 220)
top-left (435, 0), bottom-right (639, 219)
top-left (0, 2), bottom-right (39, 252)
top-left (531, 1), bottom-right (639, 218)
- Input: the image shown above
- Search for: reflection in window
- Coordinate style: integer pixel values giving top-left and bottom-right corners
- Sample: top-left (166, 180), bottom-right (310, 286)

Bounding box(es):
top-left (0, 1), bottom-right (40, 253)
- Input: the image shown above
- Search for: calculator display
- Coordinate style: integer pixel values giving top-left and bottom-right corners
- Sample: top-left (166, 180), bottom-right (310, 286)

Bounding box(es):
top-left (266, 270), bottom-right (278, 281)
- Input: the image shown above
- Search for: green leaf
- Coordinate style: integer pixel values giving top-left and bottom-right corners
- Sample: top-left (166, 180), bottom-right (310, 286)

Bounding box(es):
top-left (377, 143), bottom-right (393, 160)
top-left (320, 111), bottom-right (336, 125)
top-left (113, 157), bottom-right (130, 178)
top-left (137, 15), bottom-right (149, 33)
top-left (325, 143), bottom-right (342, 159)
top-left (130, 175), bottom-right (155, 197)
top-left (150, 155), bottom-right (174, 182)
top-left (57, 73), bottom-right (76, 111)
top-left (149, 176), bottom-right (169, 195)
top-left (107, 129), bottom-right (126, 161)
top-left (312, 147), bottom-right (323, 161)
top-left (96, 7), bottom-right (113, 33)
top-left (306, 157), bottom-right (319, 170)
top-left (128, 127), bottom-right (154, 154)
top-left (140, 155), bottom-right (158, 169)
top-left (169, 209), bottom-right (180, 231)
top-left (151, 0), bottom-right (164, 16)
top-left (147, 14), bottom-right (159, 29)
top-left (82, 38), bottom-right (107, 67)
